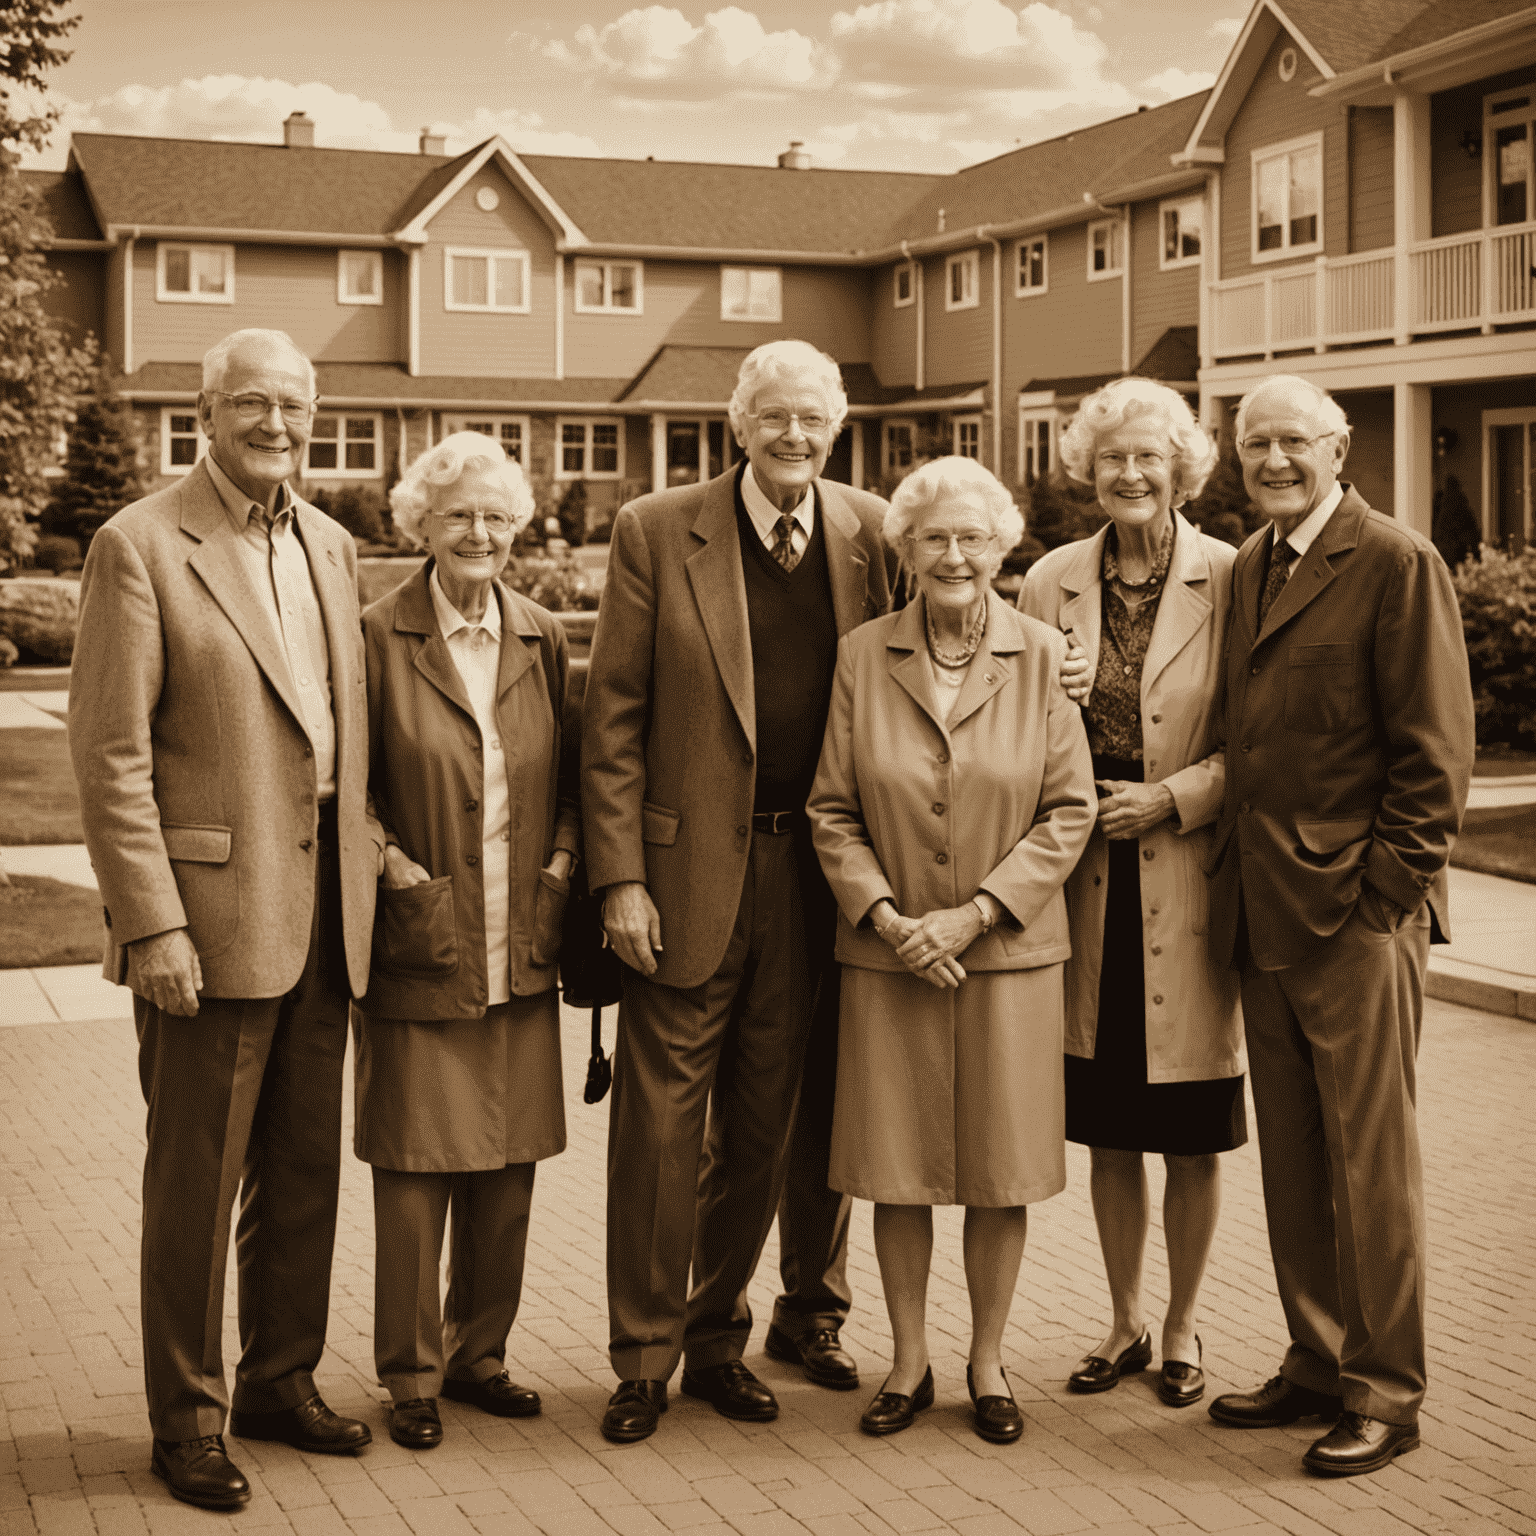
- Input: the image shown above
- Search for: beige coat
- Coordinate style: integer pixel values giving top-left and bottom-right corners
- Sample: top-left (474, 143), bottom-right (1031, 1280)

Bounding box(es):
top-left (69, 459), bottom-right (381, 999)
top-left (809, 597), bottom-right (1096, 972)
top-left (1018, 513), bottom-right (1243, 1082)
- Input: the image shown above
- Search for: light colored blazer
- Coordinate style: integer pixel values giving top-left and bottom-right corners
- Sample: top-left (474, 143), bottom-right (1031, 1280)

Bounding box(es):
top-left (581, 466), bottom-right (896, 990)
top-left (1019, 513), bottom-right (1243, 1082)
top-left (809, 597), bottom-right (1096, 973)
top-left (69, 459), bottom-right (382, 1000)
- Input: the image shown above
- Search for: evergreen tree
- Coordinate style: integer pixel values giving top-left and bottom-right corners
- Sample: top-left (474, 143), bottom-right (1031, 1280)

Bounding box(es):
top-left (43, 362), bottom-right (146, 550)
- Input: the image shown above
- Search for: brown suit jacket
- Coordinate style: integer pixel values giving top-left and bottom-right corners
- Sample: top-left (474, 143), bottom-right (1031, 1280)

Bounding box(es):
top-left (581, 466), bottom-right (896, 990)
top-left (69, 459), bottom-right (382, 999)
top-left (1208, 485), bottom-right (1475, 972)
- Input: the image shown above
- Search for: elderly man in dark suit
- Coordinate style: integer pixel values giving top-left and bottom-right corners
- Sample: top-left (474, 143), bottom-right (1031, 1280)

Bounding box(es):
top-left (1203, 375), bottom-right (1474, 1476)
top-left (69, 329), bottom-right (382, 1508)
top-left (582, 340), bottom-right (897, 1443)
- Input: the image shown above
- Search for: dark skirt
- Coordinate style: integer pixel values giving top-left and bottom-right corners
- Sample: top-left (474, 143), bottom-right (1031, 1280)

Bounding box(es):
top-left (1064, 756), bottom-right (1247, 1156)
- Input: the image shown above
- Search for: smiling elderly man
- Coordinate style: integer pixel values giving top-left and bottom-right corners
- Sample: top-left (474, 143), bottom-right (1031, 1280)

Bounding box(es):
top-left (1202, 375), bottom-right (1474, 1476)
top-left (582, 340), bottom-right (898, 1443)
top-left (69, 329), bottom-right (383, 1507)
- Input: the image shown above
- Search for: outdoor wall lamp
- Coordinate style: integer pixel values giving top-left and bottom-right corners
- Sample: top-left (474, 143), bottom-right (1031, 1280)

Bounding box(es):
top-left (1435, 427), bottom-right (1459, 457)
top-left (1461, 129), bottom-right (1482, 159)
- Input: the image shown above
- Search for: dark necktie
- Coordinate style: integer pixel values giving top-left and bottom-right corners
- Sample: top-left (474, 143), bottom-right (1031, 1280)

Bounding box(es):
top-left (1258, 538), bottom-right (1294, 627)
top-left (771, 513), bottom-right (800, 573)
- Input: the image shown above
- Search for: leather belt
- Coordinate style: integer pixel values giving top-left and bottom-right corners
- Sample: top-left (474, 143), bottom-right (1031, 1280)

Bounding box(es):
top-left (315, 799), bottom-right (339, 843)
top-left (751, 810), bottom-right (802, 835)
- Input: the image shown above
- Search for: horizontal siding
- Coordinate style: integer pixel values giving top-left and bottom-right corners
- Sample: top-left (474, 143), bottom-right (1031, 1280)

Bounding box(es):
top-left (922, 248), bottom-right (991, 387)
top-left (1336, 389), bottom-right (1393, 516)
top-left (1130, 197), bottom-right (1200, 372)
top-left (870, 261), bottom-right (917, 387)
top-left (1431, 68), bottom-right (1536, 238)
top-left (1003, 223), bottom-right (1121, 384)
top-left (1350, 107), bottom-right (1394, 253)
top-left (48, 251), bottom-right (107, 353)
top-left (106, 243), bottom-right (127, 370)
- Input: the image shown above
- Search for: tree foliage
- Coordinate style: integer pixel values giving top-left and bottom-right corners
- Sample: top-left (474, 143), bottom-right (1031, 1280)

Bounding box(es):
top-left (42, 360), bottom-right (147, 551)
top-left (1453, 545), bottom-right (1536, 750)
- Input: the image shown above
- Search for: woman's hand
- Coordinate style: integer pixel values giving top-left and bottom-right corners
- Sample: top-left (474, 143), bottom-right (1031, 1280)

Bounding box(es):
top-left (871, 902), bottom-right (964, 988)
top-left (893, 905), bottom-right (986, 988)
top-left (1060, 644), bottom-right (1091, 703)
top-left (382, 844), bottom-right (433, 890)
top-left (1095, 780), bottom-right (1176, 840)
top-left (544, 849), bottom-right (574, 882)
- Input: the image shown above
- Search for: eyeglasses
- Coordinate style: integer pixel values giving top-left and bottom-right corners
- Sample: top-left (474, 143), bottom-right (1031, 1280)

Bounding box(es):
top-left (752, 409), bottom-right (830, 435)
top-left (209, 392), bottom-right (317, 426)
top-left (913, 532), bottom-right (993, 558)
top-left (1096, 451), bottom-right (1168, 472)
top-left (434, 510), bottom-right (515, 535)
top-left (1238, 432), bottom-right (1335, 459)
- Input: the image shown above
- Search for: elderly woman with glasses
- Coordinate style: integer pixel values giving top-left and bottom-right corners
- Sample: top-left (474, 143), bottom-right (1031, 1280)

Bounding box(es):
top-left (1018, 378), bottom-right (1245, 1410)
top-left (809, 456), bottom-right (1095, 1444)
top-left (354, 433), bottom-right (578, 1452)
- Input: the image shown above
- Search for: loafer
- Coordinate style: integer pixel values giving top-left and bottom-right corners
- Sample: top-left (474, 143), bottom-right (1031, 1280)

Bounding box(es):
top-left (601, 1380), bottom-right (668, 1444)
top-left (681, 1360), bottom-right (779, 1421)
top-left (151, 1435), bottom-right (251, 1511)
top-left (1157, 1336), bottom-right (1205, 1408)
top-left (764, 1323), bottom-right (860, 1391)
top-left (967, 1363), bottom-right (1023, 1445)
top-left (1208, 1374), bottom-right (1343, 1428)
top-left (387, 1398), bottom-right (443, 1450)
top-left (1067, 1328), bottom-right (1152, 1394)
top-left (229, 1394), bottom-right (372, 1454)
top-left (1303, 1412), bottom-right (1419, 1476)
top-left (441, 1372), bottom-right (541, 1418)
top-left (859, 1366), bottom-right (935, 1436)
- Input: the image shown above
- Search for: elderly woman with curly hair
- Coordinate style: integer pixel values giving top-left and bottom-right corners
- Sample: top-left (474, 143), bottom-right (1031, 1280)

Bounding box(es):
top-left (355, 432), bottom-right (578, 1451)
top-left (1018, 378), bottom-right (1245, 1409)
top-left (810, 456), bottom-right (1096, 1444)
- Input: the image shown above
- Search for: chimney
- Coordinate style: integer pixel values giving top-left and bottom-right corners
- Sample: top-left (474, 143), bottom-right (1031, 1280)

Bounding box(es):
top-left (1137, 103), bottom-right (1149, 112)
top-left (283, 111), bottom-right (315, 148)
top-left (419, 128), bottom-right (447, 156)
top-left (777, 139), bottom-right (811, 170)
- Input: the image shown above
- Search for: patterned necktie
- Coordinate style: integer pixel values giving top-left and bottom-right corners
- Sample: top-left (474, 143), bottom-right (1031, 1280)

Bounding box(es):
top-left (1258, 539), bottom-right (1294, 627)
top-left (771, 513), bottom-right (800, 573)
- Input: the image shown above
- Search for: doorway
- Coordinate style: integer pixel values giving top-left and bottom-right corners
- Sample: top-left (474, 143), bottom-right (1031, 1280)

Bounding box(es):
top-left (1484, 409), bottom-right (1535, 553)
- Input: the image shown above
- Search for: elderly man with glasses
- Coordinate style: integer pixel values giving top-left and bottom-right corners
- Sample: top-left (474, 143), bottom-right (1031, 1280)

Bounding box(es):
top-left (583, 340), bottom-right (898, 1443)
top-left (70, 328), bottom-right (384, 1507)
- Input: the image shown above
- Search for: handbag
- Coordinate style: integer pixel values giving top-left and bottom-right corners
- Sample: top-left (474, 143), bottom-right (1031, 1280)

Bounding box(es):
top-left (557, 859), bottom-right (624, 1104)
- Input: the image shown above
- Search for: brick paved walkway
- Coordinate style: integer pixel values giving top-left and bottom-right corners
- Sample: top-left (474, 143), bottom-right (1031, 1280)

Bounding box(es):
top-left (1, 997), bottom-right (1532, 1536)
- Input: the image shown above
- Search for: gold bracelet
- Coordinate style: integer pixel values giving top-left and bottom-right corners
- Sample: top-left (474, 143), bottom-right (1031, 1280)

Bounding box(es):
top-left (972, 896), bottom-right (995, 932)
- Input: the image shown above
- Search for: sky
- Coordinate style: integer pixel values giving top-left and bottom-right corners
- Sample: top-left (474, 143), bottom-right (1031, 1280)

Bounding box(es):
top-left (22, 0), bottom-right (1249, 176)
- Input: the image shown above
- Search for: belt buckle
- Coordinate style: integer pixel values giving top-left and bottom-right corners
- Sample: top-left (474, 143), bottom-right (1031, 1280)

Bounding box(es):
top-left (770, 810), bottom-right (794, 834)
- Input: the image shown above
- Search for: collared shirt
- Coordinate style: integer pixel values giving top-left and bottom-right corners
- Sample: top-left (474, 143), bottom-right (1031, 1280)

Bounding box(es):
top-left (430, 568), bottom-right (512, 1007)
top-left (205, 452), bottom-right (336, 798)
top-left (742, 463), bottom-right (815, 560)
top-left (1271, 480), bottom-right (1345, 574)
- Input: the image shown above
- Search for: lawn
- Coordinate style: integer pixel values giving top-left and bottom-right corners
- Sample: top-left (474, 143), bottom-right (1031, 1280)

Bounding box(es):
top-left (0, 875), bottom-right (103, 967)
top-left (0, 728), bottom-right (83, 844)
top-left (1455, 805), bottom-right (1536, 885)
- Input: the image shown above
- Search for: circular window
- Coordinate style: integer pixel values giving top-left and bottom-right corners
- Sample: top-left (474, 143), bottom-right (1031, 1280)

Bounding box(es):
top-left (475, 186), bottom-right (500, 212)
top-left (1278, 47), bottom-right (1298, 82)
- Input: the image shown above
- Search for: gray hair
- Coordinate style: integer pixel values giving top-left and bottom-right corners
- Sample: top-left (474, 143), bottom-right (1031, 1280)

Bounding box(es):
top-left (389, 431), bottom-right (537, 548)
top-left (727, 339), bottom-right (848, 442)
top-left (883, 456), bottom-right (1024, 567)
top-left (201, 328), bottom-right (317, 396)
top-left (1058, 377), bottom-right (1217, 500)
top-left (1233, 374), bottom-right (1351, 446)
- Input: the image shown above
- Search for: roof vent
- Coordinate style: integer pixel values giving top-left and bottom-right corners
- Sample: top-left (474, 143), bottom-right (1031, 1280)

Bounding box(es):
top-left (283, 111), bottom-right (315, 149)
top-left (419, 128), bottom-right (447, 156)
top-left (937, 207), bottom-right (946, 233)
top-left (1137, 103), bottom-right (1148, 112)
top-left (778, 140), bottom-right (811, 170)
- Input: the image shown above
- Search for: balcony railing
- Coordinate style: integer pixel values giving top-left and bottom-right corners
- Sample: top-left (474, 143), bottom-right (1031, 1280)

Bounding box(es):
top-left (1411, 221), bottom-right (1536, 332)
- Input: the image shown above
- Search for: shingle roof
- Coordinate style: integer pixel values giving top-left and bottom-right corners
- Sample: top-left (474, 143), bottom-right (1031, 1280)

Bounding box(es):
top-left (618, 346), bottom-right (752, 402)
top-left (19, 169), bottom-right (102, 240)
top-left (1272, 0), bottom-right (1532, 72)
top-left (839, 365), bottom-right (987, 406)
top-left (1131, 326), bottom-right (1200, 382)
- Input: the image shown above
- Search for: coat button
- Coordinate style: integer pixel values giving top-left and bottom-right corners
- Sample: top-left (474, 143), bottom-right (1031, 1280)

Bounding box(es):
top-left (932, 802), bottom-right (945, 815)
top-left (1151, 714), bottom-right (1161, 724)
top-left (936, 852), bottom-right (948, 865)
top-left (1151, 945), bottom-right (1162, 956)
top-left (1153, 994), bottom-right (1164, 1005)
top-left (984, 673), bottom-right (993, 683)
top-left (1241, 801), bottom-right (1252, 813)
top-left (741, 752), bottom-right (752, 765)
top-left (1241, 743), bottom-right (1251, 752)
top-left (1251, 664), bottom-right (1261, 675)
top-left (303, 745), bottom-right (313, 757)
top-left (737, 825), bottom-right (748, 836)
top-left (937, 752), bottom-right (949, 764)
top-left (466, 799), bottom-right (478, 811)
top-left (1143, 848), bottom-right (1154, 860)
top-left (1093, 875), bottom-right (1101, 886)
top-left (466, 854), bottom-right (479, 866)
top-left (299, 839), bottom-right (313, 852)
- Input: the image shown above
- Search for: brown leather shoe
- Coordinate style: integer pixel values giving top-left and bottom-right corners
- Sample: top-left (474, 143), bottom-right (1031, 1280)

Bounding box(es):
top-left (1157, 1336), bottom-right (1205, 1408)
top-left (388, 1398), bottom-right (443, 1450)
top-left (1067, 1328), bottom-right (1152, 1394)
top-left (682, 1360), bottom-right (779, 1421)
top-left (1303, 1412), bottom-right (1419, 1476)
top-left (151, 1436), bottom-right (251, 1510)
top-left (859, 1366), bottom-right (935, 1436)
top-left (441, 1373), bottom-right (541, 1418)
top-left (764, 1324), bottom-right (860, 1391)
top-left (601, 1380), bottom-right (668, 1443)
top-left (230, 1394), bottom-right (372, 1454)
top-left (1208, 1374), bottom-right (1342, 1428)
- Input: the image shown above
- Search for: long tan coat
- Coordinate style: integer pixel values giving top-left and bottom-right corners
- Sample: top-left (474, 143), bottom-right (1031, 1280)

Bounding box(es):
top-left (69, 459), bottom-right (381, 999)
top-left (1019, 513), bottom-right (1244, 1083)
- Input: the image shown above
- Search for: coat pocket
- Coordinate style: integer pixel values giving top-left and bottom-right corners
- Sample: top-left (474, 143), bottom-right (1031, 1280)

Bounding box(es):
top-left (531, 867), bottom-right (570, 967)
top-left (1283, 642), bottom-right (1358, 734)
top-left (1294, 815), bottom-right (1374, 869)
top-left (161, 822), bottom-right (237, 956)
top-left (642, 801), bottom-right (680, 846)
top-left (373, 875), bottom-right (458, 978)
top-left (1182, 826), bottom-right (1213, 936)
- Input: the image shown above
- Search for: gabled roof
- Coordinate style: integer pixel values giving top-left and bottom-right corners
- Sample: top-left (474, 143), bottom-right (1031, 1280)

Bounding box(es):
top-left (19, 169), bottom-right (103, 241)
top-left (1132, 326), bottom-right (1200, 383)
top-left (617, 346), bottom-right (751, 402)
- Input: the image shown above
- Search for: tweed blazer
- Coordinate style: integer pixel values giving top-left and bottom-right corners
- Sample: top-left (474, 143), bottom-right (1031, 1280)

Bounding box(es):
top-left (809, 597), bottom-right (1097, 973)
top-left (69, 459), bottom-right (382, 999)
top-left (1019, 515), bottom-right (1243, 1082)
top-left (1208, 485), bottom-right (1475, 972)
top-left (581, 465), bottom-right (896, 990)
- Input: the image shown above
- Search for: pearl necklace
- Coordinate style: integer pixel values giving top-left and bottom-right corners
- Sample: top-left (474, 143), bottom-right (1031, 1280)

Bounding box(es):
top-left (927, 596), bottom-right (987, 669)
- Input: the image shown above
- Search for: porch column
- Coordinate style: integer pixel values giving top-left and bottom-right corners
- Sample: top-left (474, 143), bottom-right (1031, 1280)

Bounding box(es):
top-left (650, 413), bottom-right (666, 495)
top-left (850, 420), bottom-right (865, 489)
top-left (1393, 381), bottom-right (1432, 537)
top-left (1392, 92), bottom-right (1431, 346)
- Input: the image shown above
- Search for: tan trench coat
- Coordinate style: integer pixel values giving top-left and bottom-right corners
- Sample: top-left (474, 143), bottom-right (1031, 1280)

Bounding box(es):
top-left (1018, 512), bottom-right (1244, 1083)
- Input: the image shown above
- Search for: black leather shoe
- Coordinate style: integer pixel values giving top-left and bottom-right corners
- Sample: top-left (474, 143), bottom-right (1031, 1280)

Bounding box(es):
top-left (1067, 1328), bottom-right (1153, 1394)
top-left (1158, 1337), bottom-right (1205, 1408)
top-left (601, 1380), bottom-right (668, 1444)
top-left (1208, 1374), bottom-right (1343, 1428)
top-left (764, 1324), bottom-right (860, 1391)
top-left (859, 1366), bottom-right (935, 1436)
top-left (441, 1373), bottom-right (541, 1418)
top-left (230, 1394), bottom-right (372, 1454)
top-left (151, 1436), bottom-right (251, 1510)
top-left (681, 1360), bottom-right (779, 1421)
top-left (1303, 1412), bottom-right (1419, 1476)
top-left (966, 1364), bottom-right (1023, 1445)
top-left (388, 1398), bottom-right (443, 1450)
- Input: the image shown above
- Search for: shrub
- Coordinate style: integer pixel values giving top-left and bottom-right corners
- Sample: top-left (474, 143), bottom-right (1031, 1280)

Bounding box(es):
top-left (0, 634), bottom-right (17, 668)
top-left (41, 362), bottom-right (147, 552)
top-left (30, 533), bottom-right (80, 572)
top-left (1021, 473), bottom-right (1107, 551)
top-left (309, 484), bottom-right (387, 544)
top-left (502, 551), bottom-right (598, 612)
top-left (1185, 455), bottom-right (1263, 545)
top-left (0, 577), bottom-right (78, 663)
top-left (1454, 545), bottom-right (1536, 750)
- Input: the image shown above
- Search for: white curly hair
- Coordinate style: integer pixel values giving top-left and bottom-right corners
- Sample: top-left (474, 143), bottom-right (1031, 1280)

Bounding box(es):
top-left (1058, 377), bottom-right (1217, 501)
top-left (388, 432), bottom-right (537, 549)
top-left (727, 340), bottom-right (848, 443)
top-left (883, 456), bottom-right (1023, 575)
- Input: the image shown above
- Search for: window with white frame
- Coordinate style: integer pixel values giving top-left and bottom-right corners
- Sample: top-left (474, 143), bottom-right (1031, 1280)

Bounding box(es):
top-left (894, 262), bottom-right (914, 307)
top-left (161, 407), bottom-right (205, 475)
top-left (444, 247), bottom-right (530, 312)
top-left (338, 250), bottom-right (383, 305)
top-left (157, 243), bottom-right (234, 303)
top-left (574, 259), bottom-right (642, 313)
top-left (953, 416), bottom-right (982, 460)
top-left (1087, 219), bottom-right (1124, 280)
top-left (556, 417), bottom-right (623, 480)
top-left (1160, 196), bottom-right (1203, 269)
top-left (884, 420), bottom-right (916, 473)
top-left (720, 266), bottom-right (781, 322)
top-left (1252, 134), bottom-right (1322, 260)
top-left (1019, 411), bottom-right (1054, 487)
top-left (1016, 236), bottom-right (1047, 296)
top-left (1486, 88), bottom-right (1535, 227)
top-left (307, 413), bottom-right (382, 477)
top-left (444, 414), bottom-right (530, 465)
top-left (946, 250), bottom-right (980, 311)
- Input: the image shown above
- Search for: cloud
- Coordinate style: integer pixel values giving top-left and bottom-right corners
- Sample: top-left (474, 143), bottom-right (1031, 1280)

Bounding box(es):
top-left (1208, 16), bottom-right (1243, 39)
top-left (1139, 66), bottom-right (1217, 100)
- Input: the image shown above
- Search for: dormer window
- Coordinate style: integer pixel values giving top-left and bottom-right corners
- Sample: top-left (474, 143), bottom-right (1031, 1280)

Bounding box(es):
top-left (1087, 220), bottom-right (1124, 280)
top-left (1252, 134), bottom-right (1323, 261)
top-left (157, 243), bottom-right (233, 304)
top-left (338, 250), bottom-right (383, 305)
top-left (946, 250), bottom-right (979, 311)
top-left (445, 248), bottom-right (530, 312)
top-left (575, 260), bottom-right (642, 313)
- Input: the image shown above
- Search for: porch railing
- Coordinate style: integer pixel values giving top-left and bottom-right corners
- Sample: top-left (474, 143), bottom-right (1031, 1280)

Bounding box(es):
top-left (1210, 251), bottom-right (1395, 358)
top-left (1411, 221), bottom-right (1536, 332)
